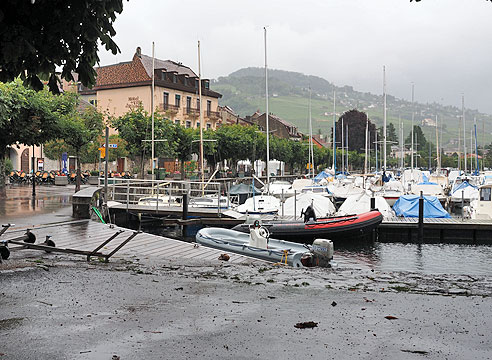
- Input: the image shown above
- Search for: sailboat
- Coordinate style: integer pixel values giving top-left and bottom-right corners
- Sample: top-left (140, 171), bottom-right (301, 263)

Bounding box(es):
top-left (237, 27), bottom-right (280, 215)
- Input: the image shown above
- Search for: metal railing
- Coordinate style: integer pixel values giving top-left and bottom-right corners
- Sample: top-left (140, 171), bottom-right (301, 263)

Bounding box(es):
top-left (99, 178), bottom-right (229, 215)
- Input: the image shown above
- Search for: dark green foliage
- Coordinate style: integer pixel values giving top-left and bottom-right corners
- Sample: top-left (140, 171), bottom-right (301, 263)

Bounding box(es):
top-left (336, 109), bottom-right (376, 153)
top-left (0, 0), bottom-right (125, 93)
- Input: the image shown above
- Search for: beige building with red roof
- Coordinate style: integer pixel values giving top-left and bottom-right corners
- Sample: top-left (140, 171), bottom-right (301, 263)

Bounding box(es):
top-left (90, 47), bottom-right (222, 130)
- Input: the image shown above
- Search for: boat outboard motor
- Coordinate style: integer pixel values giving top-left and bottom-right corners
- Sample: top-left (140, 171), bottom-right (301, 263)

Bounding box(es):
top-left (301, 238), bottom-right (333, 267)
top-left (303, 205), bottom-right (317, 223)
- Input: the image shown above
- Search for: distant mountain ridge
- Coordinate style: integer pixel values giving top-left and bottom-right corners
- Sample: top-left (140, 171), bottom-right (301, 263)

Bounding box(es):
top-left (212, 67), bottom-right (492, 148)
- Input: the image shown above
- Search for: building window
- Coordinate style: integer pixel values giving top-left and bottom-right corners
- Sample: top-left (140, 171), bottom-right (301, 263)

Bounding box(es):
top-left (185, 121), bottom-right (191, 128)
top-left (196, 122), bottom-right (200, 129)
top-left (173, 74), bottom-right (177, 83)
top-left (196, 98), bottom-right (200, 110)
top-left (161, 71), bottom-right (166, 80)
top-left (175, 94), bottom-right (181, 107)
top-left (204, 80), bottom-right (209, 89)
top-left (195, 79), bottom-right (199, 88)
top-left (163, 92), bottom-right (169, 109)
top-left (206, 123), bottom-right (211, 130)
top-left (206, 100), bottom-right (211, 115)
top-left (186, 96), bottom-right (192, 113)
top-left (89, 99), bottom-right (98, 107)
top-left (174, 119), bottom-right (180, 125)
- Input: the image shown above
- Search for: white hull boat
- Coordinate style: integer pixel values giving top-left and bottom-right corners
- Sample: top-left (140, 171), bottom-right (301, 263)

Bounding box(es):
top-left (196, 226), bottom-right (334, 268)
top-left (236, 195), bottom-right (280, 214)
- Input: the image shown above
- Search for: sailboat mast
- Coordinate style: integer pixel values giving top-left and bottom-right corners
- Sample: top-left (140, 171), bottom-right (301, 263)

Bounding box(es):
top-left (346, 124), bottom-right (349, 173)
top-left (375, 130), bottom-right (378, 173)
top-left (151, 42), bottom-right (155, 178)
top-left (341, 118), bottom-right (344, 174)
top-left (264, 27), bottom-right (270, 193)
top-left (436, 115), bottom-right (440, 175)
top-left (463, 94), bottom-right (467, 173)
top-left (364, 113), bottom-right (368, 174)
top-left (411, 83), bottom-right (414, 171)
top-left (332, 91), bottom-right (336, 173)
top-left (308, 87), bottom-right (314, 178)
top-left (474, 117), bottom-right (479, 174)
top-left (383, 66), bottom-right (387, 171)
top-left (400, 115), bottom-right (403, 172)
top-left (198, 41), bottom-right (204, 191)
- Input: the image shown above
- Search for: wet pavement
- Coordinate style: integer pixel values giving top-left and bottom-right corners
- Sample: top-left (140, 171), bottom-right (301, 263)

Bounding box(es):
top-left (0, 185), bottom-right (491, 359)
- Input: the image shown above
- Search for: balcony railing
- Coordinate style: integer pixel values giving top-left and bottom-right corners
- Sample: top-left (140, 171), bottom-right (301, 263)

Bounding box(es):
top-left (159, 103), bottom-right (180, 113)
top-left (185, 107), bottom-right (200, 118)
top-left (206, 110), bottom-right (220, 119)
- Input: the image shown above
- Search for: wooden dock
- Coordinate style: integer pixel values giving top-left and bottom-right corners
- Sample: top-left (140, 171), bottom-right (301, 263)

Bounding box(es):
top-left (379, 217), bottom-right (492, 244)
top-left (1, 220), bottom-right (264, 265)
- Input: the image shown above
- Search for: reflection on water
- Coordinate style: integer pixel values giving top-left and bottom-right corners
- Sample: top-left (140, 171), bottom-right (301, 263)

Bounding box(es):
top-left (144, 224), bottom-right (492, 277)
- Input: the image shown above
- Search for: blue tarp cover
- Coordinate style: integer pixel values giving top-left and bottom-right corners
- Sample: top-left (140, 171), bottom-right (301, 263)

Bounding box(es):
top-left (452, 181), bottom-right (477, 195)
top-left (393, 194), bottom-right (451, 218)
top-left (418, 174), bottom-right (437, 185)
top-left (314, 171), bottom-right (332, 183)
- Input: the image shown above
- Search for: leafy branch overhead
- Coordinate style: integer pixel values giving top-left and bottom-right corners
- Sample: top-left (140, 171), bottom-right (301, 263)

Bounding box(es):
top-left (0, 0), bottom-right (125, 93)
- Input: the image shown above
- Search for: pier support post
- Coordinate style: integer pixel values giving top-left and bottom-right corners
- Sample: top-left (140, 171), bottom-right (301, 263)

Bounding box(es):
top-left (182, 193), bottom-right (188, 220)
top-left (370, 197), bottom-right (376, 211)
top-left (461, 190), bottom-right (464, 221)
top-left (418, 191), bottom-right (424, 242)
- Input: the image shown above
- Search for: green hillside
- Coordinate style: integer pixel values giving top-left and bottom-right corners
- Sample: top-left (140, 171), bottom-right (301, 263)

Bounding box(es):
top-left (212, 67), bottom-right (492, 150)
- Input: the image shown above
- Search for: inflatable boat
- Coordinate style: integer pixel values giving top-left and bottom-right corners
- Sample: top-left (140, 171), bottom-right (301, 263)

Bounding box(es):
top-left (196, 223), bottom-right (334, 268)
top-left (232, 210), bottom-right (383, 242)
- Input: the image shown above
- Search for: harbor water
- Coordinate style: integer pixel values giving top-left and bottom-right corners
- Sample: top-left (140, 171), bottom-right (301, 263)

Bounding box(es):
top-left (143, 224), bottom-right (492, 277)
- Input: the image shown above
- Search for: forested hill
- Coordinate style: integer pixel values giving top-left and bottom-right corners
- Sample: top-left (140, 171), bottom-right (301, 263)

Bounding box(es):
top-left (212, 67), bottom-right (492, 149)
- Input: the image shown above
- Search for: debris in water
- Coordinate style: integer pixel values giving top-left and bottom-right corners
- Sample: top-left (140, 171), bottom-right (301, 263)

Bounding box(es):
top-left (174, 287), bottom-right (183, 291)
top-left (331, 301), bottom-right (337, 307)
top-left (385, 315), bottom-right (398, 320)
top-left (218, 253), bottom-right (230, 261)
top-left (294, 321), bottom-right (318, 329)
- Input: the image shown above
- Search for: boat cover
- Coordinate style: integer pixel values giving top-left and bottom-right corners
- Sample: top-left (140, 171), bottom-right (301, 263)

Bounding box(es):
top-left (314, 171), bottom-right (332, 183)
top-left (337, 192), bottom-right (395, 218)
top-left (229, 183), bottom-right (261, 195)
top-left (393, 195), bottom-right (450, 218)
top-left (283, 192), bottom-right (336, 218)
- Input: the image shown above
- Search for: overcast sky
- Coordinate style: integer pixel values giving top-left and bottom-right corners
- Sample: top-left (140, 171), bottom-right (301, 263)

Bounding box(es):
top-left (98, 0), bottom-right (492, 114)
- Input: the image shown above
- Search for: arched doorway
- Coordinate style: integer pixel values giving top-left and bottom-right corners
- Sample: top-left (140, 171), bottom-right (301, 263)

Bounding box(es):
top-left (21, 148), bottom-right (30, 173)
top-left (9, 147), bottom-right (19, 171)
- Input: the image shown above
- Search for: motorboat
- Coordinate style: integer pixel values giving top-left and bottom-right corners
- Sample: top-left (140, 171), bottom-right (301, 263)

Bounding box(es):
top-left (410, 181), bottom-right (447, 206)
top-left (449, 180), bottom-right (479, 208)
top-left (268, 180), bottom-right (294, 198)
top-left (232, 210), bottom-right (383, 243)
top-left (189, 195), bottom-right (231, 209)
top-left (137, 194), bottom-right (181, 206)
top-left (196, 224), bottom-right (334, 268)
top-left (337, 193), bottom-right (394, 218)
top-left (236, 194), bottom-right (280, 215)
top-left (468, 184), bottom-right (492, 220)
top-left (372, 179), bottom-right (404, 206)
top-left (327, 181), bottom-right (365, 205)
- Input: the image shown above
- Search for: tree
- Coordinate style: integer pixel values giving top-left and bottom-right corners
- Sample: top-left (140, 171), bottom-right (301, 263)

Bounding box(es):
top-left (215, 125), bottom-right (256, 175)
top-left (0, 80), bottom-right (73, 197)
top-left (60, 107), bottom-right (104, 192)
top-left (174, 125), bottom-right (195, 179)
top-left (112, 106), bottom-right (174, 177)
top-left (335, 109), bottom-right (376, 154)
top-left (405, 125), bottom-right (427, 154)
top-left (44, 139), bottom-right (71, 169)
top-left (0, 0), bottom-right (125, 93)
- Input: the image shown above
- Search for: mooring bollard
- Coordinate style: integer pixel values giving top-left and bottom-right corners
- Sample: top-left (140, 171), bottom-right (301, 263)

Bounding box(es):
top-left (370, 197), bottom-right (376, 211)
top-left (418, 191), bottom-right (424, 242)
top-left (182, 192), bottom-right (188, 238)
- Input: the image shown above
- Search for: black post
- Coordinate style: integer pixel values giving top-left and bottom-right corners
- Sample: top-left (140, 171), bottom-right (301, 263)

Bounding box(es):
top-left (461, 190), bottom-right (464, 221)
top-left (370, 197), bottom-right (375, 211)
top-left (182, 192), bottom-right (188, 238)
top-left (32, 145), bottom-right (36, 197)
top-left (182, 193), bottom-right (188, 220)
top-left (418, 191), bottom-right (424, 242)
